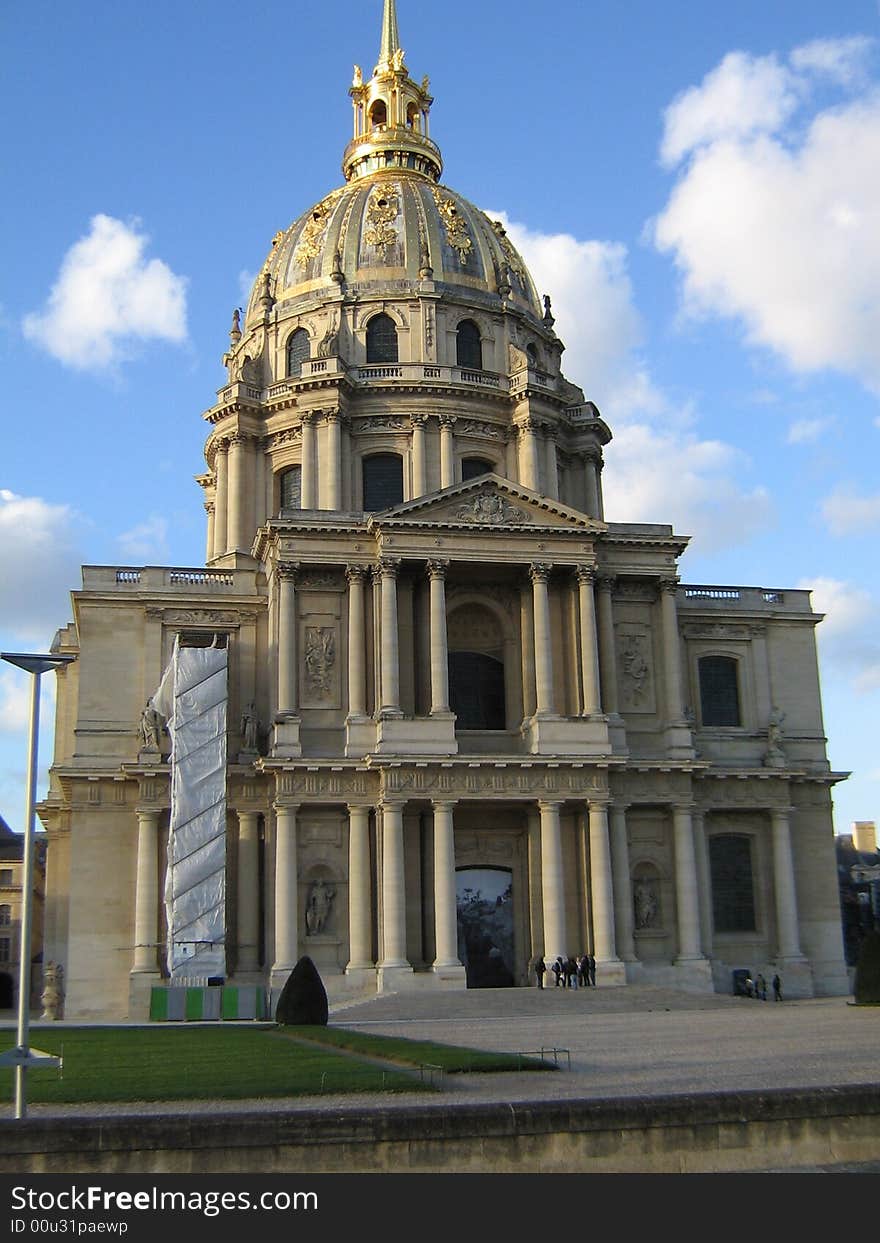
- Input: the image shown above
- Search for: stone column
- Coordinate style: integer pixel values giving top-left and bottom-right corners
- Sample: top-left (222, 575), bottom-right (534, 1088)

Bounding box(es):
top-left (212, 439), bottom-right (229, 558)
top-left (236, 810), bottom-right (260, 972)
top-left (610, 803), bottom-right (636, 962)
top-left (520, 579), bottom-right (536, 719)
top-left (346, 805), bottom-right (373, 972)
top-left (530, 564), bottom-right (556, 716)
top-left (544, 428), bottom-right (559, 499)
top-left (518, 419), bottom-right (541, 491)
top-left (589, 801), bottom-right (618, 962)
top-left (324, 411), bottom-right (342, 510)
top-left (432, 801), bottom-right (460, 969)
top-left (673, 804), bottom-right (704, 961)
top-left (379, 558), bottom-right (402, 717)
top-left (659, 578), bottom-right (686, 723)
top-left (227, 433), bottom-right (251, 553)
top-left (276, 563), bottom-right (298, 715)
top-left (411, 415), bottom-right (428, 497)
top-left (380, 802), bottom-right (408, 967)
top-left (583, 447), bottom-right (603, 519)
top-left (576, 567), bottom-right (602, 716)
top-left (132, 809), bottom-right (160, 973)
top-left (300, 413), bottom-right (317, 509)
top-left (272, 804), bottom-right (299, 975)
top-left (204, 503), bottom-right (215, 565)
top-left (439, 415), bottom-right (457, 488)
top-left (596, 575), bottom-right (620, 716)
top-left (540, 801), bottom-right (566, 966)
top-left (693, 808), bottom-right (713, 959)
top-left (345, 566), bottom-right (368, 719)
top-left (527, 808), bottom-right (543, 956)
top-left (427, 560), bottom-right (451, 715)
top-left (771, 807), bottom-right (803, 959)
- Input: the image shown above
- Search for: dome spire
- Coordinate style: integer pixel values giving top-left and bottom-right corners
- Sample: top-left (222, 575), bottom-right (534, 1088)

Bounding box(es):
top-left (343, 1), bottom-right (442, 183)
top-left (378, 0), bottom-right (402, 72)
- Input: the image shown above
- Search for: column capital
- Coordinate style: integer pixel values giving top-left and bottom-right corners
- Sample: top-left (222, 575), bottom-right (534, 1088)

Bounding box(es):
top-left (658, 577), bottom-right (680, 596)
top-left (438, 413), bottom-right (458, 430)
top-left (426, 559), bottom-right (449, 580)
top-left (272, 800), bottom-right (301, 814)
top-left (379, 798), bottom-right (407, 814)
top-left (410, 413), bottom-right (428, 429)
top-left (431, 798), bottom-right (459, 812)
top-left (134, 806), bottom-right (162, 822)
top-left (542, 424), bottom-right (557, 445)
top-left (529, 562), bottom-right (553, 585)
top-left (345, 564), bottom-right (370, 585)
top-left (378, 557), bottom-right (401, 578)
top-left (582, 444), bottom-right (603, 463)
top-left (575, 565), bottom-right (597, 585)
top-left (611, 800), bottom-right (631, 813)
top-left (276, 560), bottom-right (300, 582)
top-left (347, 802), bottom-right (371, 817)
top-left (214, 436), bottom-right (231, 455)
top-left (204, 501), bottom-right (215, 515)
top-left (228, 431), bottom-right (253, 448)
top-left (537, 798), bottom-right (564, 812)
top-left (771, 805), bottom-right (794, 821)
top-left (517, 417), bottom-right (541, 437)
top-left (673, 801), bottom-right (697, 814)
top-left (587, 797), bottom-right (612, 811)
top-left (596, 573), bottom-right (617, 593)
top-left (324, 408), bottom-right (347, 426)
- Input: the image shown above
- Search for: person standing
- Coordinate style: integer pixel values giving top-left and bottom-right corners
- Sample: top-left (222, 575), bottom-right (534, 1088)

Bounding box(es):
top-left (577, 954), bottom-right (590, 987)
top-left (535, 957), bottom-right (546, 989)
top-left (552, 957), bottom-right (563, 987)
top-left (773, 973), bottom-right (782, 1001)
top-left (588, 953), bottom-right (596, 987)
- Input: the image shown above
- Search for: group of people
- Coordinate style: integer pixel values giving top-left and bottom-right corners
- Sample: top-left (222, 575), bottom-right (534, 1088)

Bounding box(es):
top-left (533, 954), bottom-right (596, 989)
top-left (744, 972), bottom-right (783, 1001)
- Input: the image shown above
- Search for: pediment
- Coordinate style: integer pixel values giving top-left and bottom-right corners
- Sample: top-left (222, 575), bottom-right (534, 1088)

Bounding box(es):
top-left (369, 475), bottom-right (606, 532)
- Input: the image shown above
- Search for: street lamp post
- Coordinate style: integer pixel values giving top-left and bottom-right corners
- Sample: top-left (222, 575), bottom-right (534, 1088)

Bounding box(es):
top-left (0, 651), bottom-right (75, 1119)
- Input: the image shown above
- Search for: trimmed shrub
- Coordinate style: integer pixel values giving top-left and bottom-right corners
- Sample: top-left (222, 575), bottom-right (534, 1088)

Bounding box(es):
top-left (275, 955), bottom-right (329, 1025)
top-left (854, 930), bottom-right (880, 1004)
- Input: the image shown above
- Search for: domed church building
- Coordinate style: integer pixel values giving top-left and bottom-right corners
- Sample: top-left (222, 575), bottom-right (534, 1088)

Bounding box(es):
top-left (41, 2), bottom-right (849, 1020)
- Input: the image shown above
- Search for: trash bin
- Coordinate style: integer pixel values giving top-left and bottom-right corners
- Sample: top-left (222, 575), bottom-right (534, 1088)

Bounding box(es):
top-left (732, 968), bottom-right (752, 996)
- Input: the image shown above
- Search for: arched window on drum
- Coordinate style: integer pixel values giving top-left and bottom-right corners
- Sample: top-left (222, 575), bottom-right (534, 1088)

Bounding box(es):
top-left (456, 319), bottom-right (482, 370)
top-left (286, 328), bottom-right (310, 377)
top-left (366, 313), bottom-right (399, 364)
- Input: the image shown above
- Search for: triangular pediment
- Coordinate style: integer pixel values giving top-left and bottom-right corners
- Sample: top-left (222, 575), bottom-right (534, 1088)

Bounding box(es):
top-left (369, 475), bottom-right (606, 532)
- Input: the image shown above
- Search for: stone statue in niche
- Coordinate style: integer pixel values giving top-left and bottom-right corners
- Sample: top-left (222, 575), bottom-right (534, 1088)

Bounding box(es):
top-left (764, 706), bottom-right (787, 767)
top-left (305, 879), bottom-right (336, 935)
top-left (139, 701), bottom-right (166, 754)
top-left (240, 703), bottom-right (259, 753)
top-left (633, 879), bottom-right (660, 930)
top-left (40, 962), bottom-right (64, 1020)
top-left (304, 627), bottom-right (335, 699)
top-left (620, 634), bottom-right (651, 709)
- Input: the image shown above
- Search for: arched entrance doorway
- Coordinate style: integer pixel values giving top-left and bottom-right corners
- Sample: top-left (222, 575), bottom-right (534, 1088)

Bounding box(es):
top-left (456, 866), bottom-right (515, 988)
top-left (0, 972), bottom-right (14, 1009)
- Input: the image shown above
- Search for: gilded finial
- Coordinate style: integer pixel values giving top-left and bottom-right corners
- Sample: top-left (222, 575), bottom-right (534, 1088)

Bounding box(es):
top-left (352, 64), bottom-right (362, 87)
top-left (230, 308), bottom-right (242, 343)
top-left (378, 0), bottom-right (402, 70)
top-left (542, 295), bottom-right (555, 329)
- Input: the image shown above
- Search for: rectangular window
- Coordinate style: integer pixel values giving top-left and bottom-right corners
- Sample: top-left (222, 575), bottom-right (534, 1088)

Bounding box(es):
top-left (0, 937), bottom-right (10, 962)
top-left (710, 835), bottom-right (756, 932)
top-left (0, 869), bottom-right (12, 885)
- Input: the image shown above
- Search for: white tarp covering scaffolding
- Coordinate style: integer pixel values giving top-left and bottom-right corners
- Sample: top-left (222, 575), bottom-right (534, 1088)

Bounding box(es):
top-left (153, 637), bottom-right (228, 980)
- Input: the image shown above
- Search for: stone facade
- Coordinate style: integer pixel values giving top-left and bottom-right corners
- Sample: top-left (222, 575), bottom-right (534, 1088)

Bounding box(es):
top-left (39, 3), bottom-right (849, 1019)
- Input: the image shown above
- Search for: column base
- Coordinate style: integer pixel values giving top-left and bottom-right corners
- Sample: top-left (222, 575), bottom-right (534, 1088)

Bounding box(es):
top-left (664, 722), bottom-right (696, 760)
top-left (237, 748), bottom-right (259, 766)
top-left (345, 964), bottom-right (377, 983)
top-left (345, 716), bottom-right (376, 757)
top-left (773, 957), bottom-right (814, 998)
top-left (272, 715), bottom-right (302, 758)
top-left (377, 963), bottom-right (415, 992)
top-left (374, 716), bottom-right (458, 756)
top-left (431, 962), bottom-right (467, 988)
top-left (593, 958), bottom-right (627, 987)
top-left (673, 955), bottom-right (714, 991)
top-left (128, 970), bottom-right (162, 1020)
top-left (523, 714), bottom-right (611, 756)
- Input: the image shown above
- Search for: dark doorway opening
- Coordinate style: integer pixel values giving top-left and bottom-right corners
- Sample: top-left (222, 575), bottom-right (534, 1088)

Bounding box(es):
top-left (456, 867), bottom-right (515, 988)
top-left (0, 972), bottom-right (14, 1009)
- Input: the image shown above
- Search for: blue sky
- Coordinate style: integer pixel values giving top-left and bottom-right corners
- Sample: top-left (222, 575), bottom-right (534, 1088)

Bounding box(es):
top-left (1, 0), bottom-right (878, 839)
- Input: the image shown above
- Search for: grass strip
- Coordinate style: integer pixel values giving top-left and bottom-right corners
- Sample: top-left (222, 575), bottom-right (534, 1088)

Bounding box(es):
top-left (277, 1025), bottom-right (557, 1073)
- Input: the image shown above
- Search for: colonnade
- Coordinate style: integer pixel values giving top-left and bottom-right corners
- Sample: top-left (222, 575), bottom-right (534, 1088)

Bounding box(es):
top-left (130, 800), bottom-right (807, 985)
top-left (206, 414), bottom-right (607, 560)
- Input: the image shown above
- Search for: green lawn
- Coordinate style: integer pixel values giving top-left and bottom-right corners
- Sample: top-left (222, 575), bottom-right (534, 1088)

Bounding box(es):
top-left (0, 1025), bottom-right (554, 1105)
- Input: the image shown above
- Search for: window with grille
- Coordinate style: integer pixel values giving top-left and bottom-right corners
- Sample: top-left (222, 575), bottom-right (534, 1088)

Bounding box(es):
top-left (280, 466), bottom-right (302, 510)
top-left (0, 906), bottom-right (9, 927)
top-left (362, 453), bottom-right (403, 510)
top-left (286, 329), bottom-right (310, 377)
top-left (699, 655), bottom-right (741, 726)
top-left (456, 319), bottom-right (482, 370)
top-left (366, 314), bottom-right (398, 363)
top-left (461, 457), bottom-right (493, 481)
top-left (709, 834), bottom-right (756, 932)
top-left (0, 938), bottom-right (9, 962)
top-left (0, 870), bottom-right (12, 886)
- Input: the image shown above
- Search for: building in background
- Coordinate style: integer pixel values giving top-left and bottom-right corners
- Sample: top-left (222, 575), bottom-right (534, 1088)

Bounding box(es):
top-left (38, 1), bottom-right (850, 1020)
top-left (837, 821), bottom-right (880, 969)
top-left (0, 813), bottom-right (45, 1010)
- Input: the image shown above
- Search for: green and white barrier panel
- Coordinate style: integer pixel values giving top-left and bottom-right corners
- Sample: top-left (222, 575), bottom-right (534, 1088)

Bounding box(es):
top-left (150, 986), bottom-right (269, 1021)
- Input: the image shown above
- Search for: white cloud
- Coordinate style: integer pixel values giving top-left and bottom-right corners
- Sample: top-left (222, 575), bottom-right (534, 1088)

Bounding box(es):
top-left (22, 215), bottom-right (188, 371)
top-left (661, 51), bottom-right (799, 166)
top-left (116, 515), bottom-right (169, 563)
top-left (800, 576), bottom-right (880, 693)
top-left (822, 490), bottom-right (880, 534)
top-left (655, 41), bottom-right (880, 392)
top-left (0, 490), bottom-right (84, 644)
top-left (490, 214), bottom-right (773, 551)
top-left (603, 424), bottom-right (772, 551)
top-left (0, 668), bottom-right (56, 736)
top-left (786, 418), bottom-right (824, 444)
top-left (789, 36), bottom-right (875, 86)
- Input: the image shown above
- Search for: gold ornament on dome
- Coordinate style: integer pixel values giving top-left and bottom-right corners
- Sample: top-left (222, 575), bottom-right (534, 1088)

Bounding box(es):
top-left (491, 220), bottom-right (525, 285)
top-left (364, 185), bottom-right (401, 258)
top-left (431, 187), bottom-right (472, 264)
top-left (293, 189), bottom-right (345, 266)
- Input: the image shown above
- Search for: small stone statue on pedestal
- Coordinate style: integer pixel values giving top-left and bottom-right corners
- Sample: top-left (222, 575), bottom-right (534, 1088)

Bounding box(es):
top-left (40, 962), bottom-right (64, 1021)
top-left (239, 703), bottom-right (260, 761)
top-left (138, 701), bottom-right (166, 759)
top-left (763, 706), bottom-right (787, 768)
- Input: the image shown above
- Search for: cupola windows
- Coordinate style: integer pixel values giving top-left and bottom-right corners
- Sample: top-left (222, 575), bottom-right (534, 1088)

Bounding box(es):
top-left (286, 328), bottom-right (310, 377)
top-left (369, 100), bottom-right (388, 129)
top-left (279, 466), bottom-right (302, 511)
top-left (461, 457), bottom-right (493, 481)
top-left (456, 319), bottom-right (482, 370)
top-left (366, 313), bottom-right (399, 363)
top-left (362, 453), bottom-right (404, 511)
